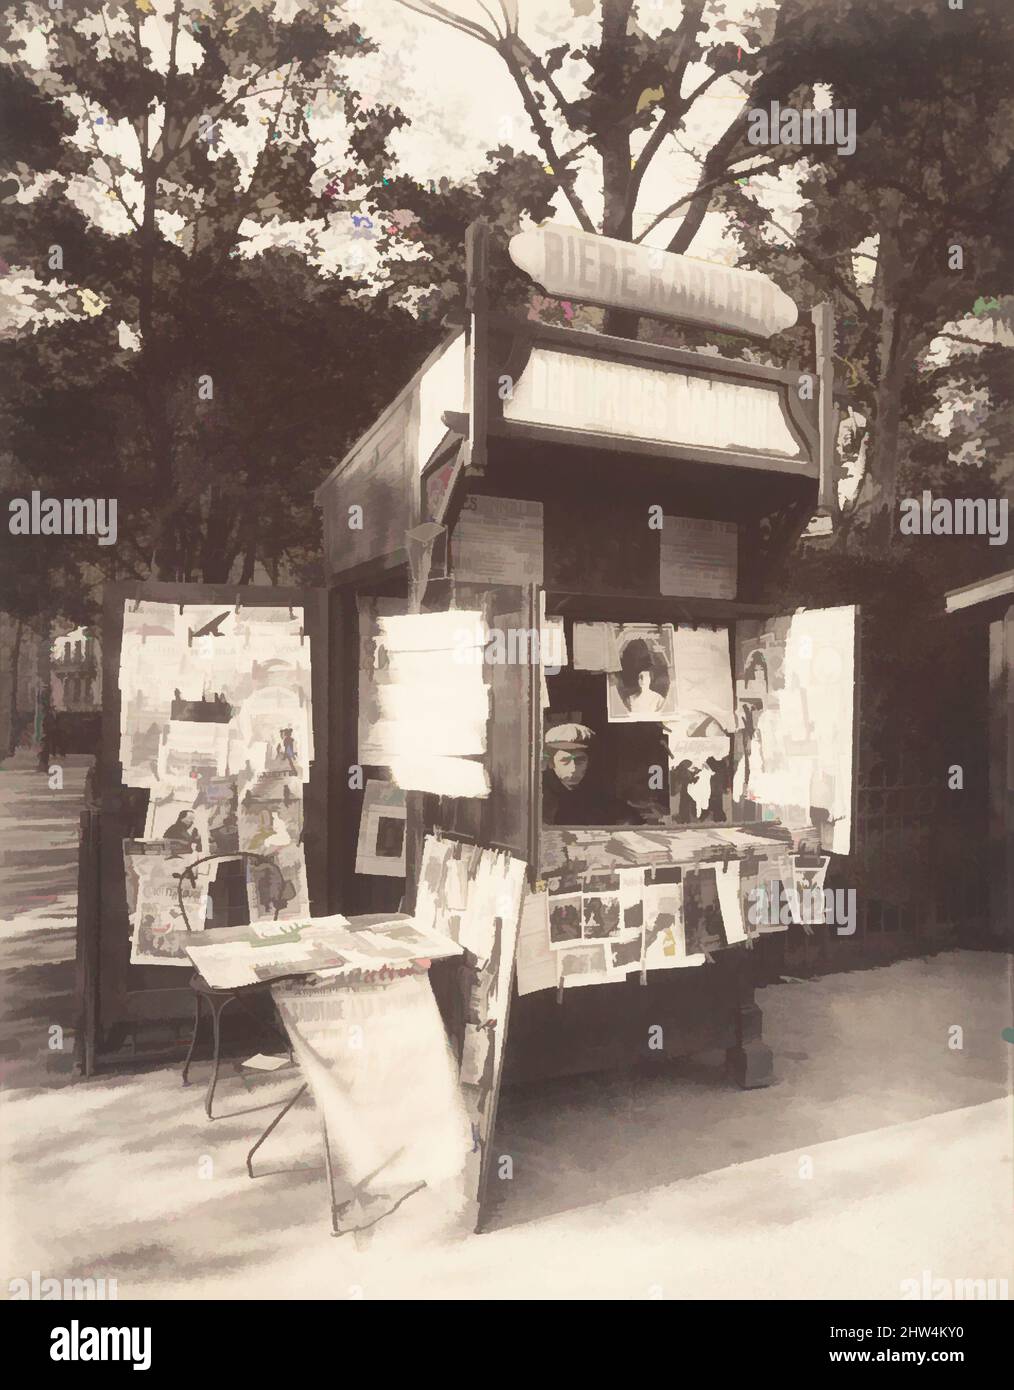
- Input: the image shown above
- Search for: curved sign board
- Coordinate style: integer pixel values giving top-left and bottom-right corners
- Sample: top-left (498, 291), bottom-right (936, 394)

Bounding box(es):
top-left (509, 226), bottom-right (797, 339)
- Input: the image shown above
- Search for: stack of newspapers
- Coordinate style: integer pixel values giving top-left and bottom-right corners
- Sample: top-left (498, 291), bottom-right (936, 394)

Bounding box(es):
top-left (185, 913), bottom-right (461, 990)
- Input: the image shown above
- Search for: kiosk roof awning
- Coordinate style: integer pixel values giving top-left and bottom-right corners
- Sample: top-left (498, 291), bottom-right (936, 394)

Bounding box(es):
top-left (945, 569), bottom-right (1014, 616)
top-left (314, 224), bottom-right (827, 581)
top-left (315, 319), bottom-right (819, 580)
top-left (445, 314), bottom-right (818, 480)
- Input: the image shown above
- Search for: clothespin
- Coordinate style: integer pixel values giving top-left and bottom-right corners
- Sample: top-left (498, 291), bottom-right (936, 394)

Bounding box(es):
top-left (556, 979), bottom-right (565, 1004)
top-left (235, 594), bottom-right (242, 613)
top-left (299, 625), bottom-right (305, 645)
top-left (131, 598), bottom-right (142, 612)
top-left (179, 603), bottom-right (185, 615)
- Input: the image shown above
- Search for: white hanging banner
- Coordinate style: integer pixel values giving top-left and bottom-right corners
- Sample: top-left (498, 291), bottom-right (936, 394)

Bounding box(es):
top-left (503, 349), bottom-right (804, 459)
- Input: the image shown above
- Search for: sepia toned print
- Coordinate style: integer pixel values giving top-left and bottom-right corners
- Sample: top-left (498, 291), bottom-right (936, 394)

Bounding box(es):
top-left (0, 0), bottom-right (1010, 1344)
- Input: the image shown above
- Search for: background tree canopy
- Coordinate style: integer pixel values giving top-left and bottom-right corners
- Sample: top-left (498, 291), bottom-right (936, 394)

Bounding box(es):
top-left (1, 0), bottom-right (1011, 636)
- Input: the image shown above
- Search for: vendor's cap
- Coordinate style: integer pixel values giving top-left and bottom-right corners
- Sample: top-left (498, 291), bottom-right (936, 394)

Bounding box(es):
top-left (545, 722), bottom-right (595, 752)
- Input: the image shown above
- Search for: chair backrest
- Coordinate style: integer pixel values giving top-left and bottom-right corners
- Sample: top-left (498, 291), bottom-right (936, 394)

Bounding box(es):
top-left (175, 851), bottom-right (289, 932)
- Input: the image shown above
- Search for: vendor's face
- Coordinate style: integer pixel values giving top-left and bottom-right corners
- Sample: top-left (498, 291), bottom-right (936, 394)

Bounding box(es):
top-left (552, 748), bottom-right (589, 789)
top-left (637, 670), bottom-right (652, 692)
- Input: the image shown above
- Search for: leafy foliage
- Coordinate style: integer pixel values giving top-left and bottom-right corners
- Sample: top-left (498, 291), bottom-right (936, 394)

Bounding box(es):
top-left (0, 0), bottom-right (431, 594)
top-left (720, 0), bottom-right (1014, 548)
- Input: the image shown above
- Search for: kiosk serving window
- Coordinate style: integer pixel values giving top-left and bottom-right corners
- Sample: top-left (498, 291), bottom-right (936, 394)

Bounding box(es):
top-left (539, 601), bottom-right (857, 858)
top-left (542, 616), bottom-right (736, 830)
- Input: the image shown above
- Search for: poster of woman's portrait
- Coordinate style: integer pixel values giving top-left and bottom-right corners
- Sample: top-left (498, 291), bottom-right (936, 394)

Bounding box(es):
top-left (606, 625), bottom-right (679, 723)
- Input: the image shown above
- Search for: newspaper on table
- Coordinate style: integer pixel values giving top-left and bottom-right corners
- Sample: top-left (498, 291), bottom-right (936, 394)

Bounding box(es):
top-left (186, 913), bottom-right (461, 990)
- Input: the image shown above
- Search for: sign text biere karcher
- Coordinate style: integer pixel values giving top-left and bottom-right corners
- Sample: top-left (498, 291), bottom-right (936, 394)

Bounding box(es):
top-left (509, 226), bottom-right (797, 339)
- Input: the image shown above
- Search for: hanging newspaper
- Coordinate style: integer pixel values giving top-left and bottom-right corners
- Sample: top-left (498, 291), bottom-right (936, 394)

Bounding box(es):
top-left (117, 601), bottom-right (316, 947)
top-left (124, 839), bottom-right (214, 967)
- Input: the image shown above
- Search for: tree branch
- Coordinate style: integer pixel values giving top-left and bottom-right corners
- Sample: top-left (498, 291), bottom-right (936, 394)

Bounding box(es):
top-left (627, 68), bottom-right (725, 221)
top-left (627, 106), bottom-right (678, 213)
top-left (125, 6), bottom-right (151, 175)
top-left (396, 1), bottom-right (498, 46)
top-left (635, 154), bottom-right (793, 243)
top-left (930, 330), bottom-right (991, 347)
top-left (527, 54), bottom-right (575, 123)
top-left (759, 212), bottom-right (870, 316)
top-left (198, 64), bottom-right (298, 277)
top-left (499, 41), bottom-right (596, 233)
top-left (50, 25), bottom-right (142, 232)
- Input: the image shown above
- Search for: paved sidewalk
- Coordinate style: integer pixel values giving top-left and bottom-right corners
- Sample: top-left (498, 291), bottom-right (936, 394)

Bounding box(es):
top-left (0, 750), bottom-right (90, 923)
top-left (1, 941), bottom-right (1010, 1297)
top-left (1, 748), bottom-right (1010, 1298)
top-left (1, 959), bottom-right (1009, 1299)
top-left (0, 749), bottom-right (88, 1088)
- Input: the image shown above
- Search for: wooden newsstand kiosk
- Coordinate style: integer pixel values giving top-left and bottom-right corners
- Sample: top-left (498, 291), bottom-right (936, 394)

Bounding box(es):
top-left (316, 223), bottom-right (858, 1223)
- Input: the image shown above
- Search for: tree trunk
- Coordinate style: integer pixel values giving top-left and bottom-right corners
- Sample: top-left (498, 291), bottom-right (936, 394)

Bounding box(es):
top-left (865, 196), bottom-right (908, 548)
top-left (239, 509), bottom-right (258, 584)
top-left (138, 162), bottom-right (183, 582)
top-left (599, 95), bottom-right (638, 338)
top-left (868, 341), bottom-right (906, 547)
top-left (6, 619), bottom-right (23, 757)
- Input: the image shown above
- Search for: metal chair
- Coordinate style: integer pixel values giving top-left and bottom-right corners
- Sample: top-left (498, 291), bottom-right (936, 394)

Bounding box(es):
top-left (176, 851), bottom-right (292, 1118)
